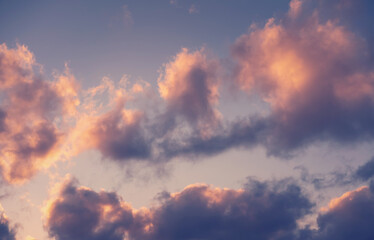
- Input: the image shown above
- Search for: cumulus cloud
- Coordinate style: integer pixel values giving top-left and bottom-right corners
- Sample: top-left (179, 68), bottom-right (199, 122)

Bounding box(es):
top-left (0, 43), bottom-right (79, 183)
top-left (157, 48), bottom-right (220, 138)
top-left (44, 177), bottom-right (134, 240)
top-left (43, 176), bottom-right (374, 240)
top-left (79, 99), bottom-right (151, 161)
top-left (44, 177), bottom-right (312, 240)
top-left (69, 76), bottom-right (152, 162)
top-left (312, 186), bottom-right (374, 240)
top-left (232, 0), bottom-right (374, 155)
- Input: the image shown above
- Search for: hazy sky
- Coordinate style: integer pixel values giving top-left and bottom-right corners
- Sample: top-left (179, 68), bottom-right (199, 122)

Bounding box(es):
top-left (1, 0), bottom-right (374, 240)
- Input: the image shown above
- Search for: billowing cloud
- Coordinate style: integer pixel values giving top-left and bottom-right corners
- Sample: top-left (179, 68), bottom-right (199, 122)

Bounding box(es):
top-left (157, 48), bottom-right (220, 138)
top-left (45, 177), bottom-right (312, 240)
top-left (80, 99), bottom-right (151, 161)
top-left (313, 186), bottom-right (374, 240)
top-left (69, 77), bottom-right (152, 162)
top-left (0, 43), bottom-right (79, 183)
top-left (231, 0), bottom-right (374, 155)
top-left (139, 179), bottom-right (311, 240)
top-left (2, 0), bottom-right (374, 178)
top-left (44, 177), bottom-right (134, 240)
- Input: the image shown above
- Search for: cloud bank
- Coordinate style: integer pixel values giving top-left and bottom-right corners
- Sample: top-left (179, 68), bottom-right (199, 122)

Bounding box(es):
top-left (44, 176), bottom-right (374, 240)
top-left (44, 177), bottom-right (312, 240)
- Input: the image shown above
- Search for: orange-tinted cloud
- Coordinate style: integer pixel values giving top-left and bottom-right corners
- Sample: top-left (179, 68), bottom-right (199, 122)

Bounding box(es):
top-left (233, 4), bottom-right (364, 110)
top-left (315, 186), bottom-right (374, 240)
top-left (68, 77), bottom-right (152, 161)
top-left (158, 48), bottom-right (220, 138)
top-left (0, 44), bottom-right (79, 183)
top-left (164, 0), bottom-right (374, 158)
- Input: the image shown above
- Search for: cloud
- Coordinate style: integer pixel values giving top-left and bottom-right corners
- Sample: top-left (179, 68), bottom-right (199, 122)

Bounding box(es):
top-left (81, 99), bottom-right (151, 161)
top-left (355, 157), bottom-right (374, 181)
top-left (0, 205), bottom-right (17, 240)
top-left (68, 76), bottom-right (152, 162)
top-left (44, 177), bottom-right (312, 240)
top-left (157, 48), bottom-right (220, 138)
top-left (122, 5), bottom-right (134, 28)
top-left (44, 177), bottom-right (134, 240)
top-left (142, 179), bottom-right (312, 240)
top-left (313, 186), bottom-right (374, 240)
top-left (159, 0), bottom-right (374, 159)
top-left (231, 0), bottom-right (374, 156)
top-left (296, 165), bottom-right (355, 190)
top-left (42, 176), bottom-right (374, 240)
top-left (0, 44), bottom-right (79, 183)
top-left (188, 4), bottom-right (199, 14)
top-left (169, 0), bottom-right (177, 6)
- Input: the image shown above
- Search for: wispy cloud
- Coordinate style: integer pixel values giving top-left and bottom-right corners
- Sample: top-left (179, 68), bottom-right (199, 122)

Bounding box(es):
top-left (123, 5), bottom-right (134, 28)
top-left (188, 4), bottom-right (199, 14)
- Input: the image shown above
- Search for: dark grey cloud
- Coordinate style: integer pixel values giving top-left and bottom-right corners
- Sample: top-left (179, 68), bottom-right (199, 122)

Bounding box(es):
top-left (46, 176), bottom-right (374, 240)
top-left (0, 209), bottom-right (16, 240)
top-left (313, 186), bottom-right (374, 240)
top-left (355, 157), bottom-right (374, 181)
top-left (46, 178), bottom-right (134, 240)
top-left (45, 178), bottom-right (313, 240)
top-left (142, 179), bottom-right (312, 240)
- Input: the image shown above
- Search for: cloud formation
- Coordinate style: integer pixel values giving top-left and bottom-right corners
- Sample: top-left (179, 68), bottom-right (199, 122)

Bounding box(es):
top-left (160, 0), bottom-right (374, 159)
top-left (313, 186), bottom-right (374, 240)
top-left (232, 0), bottom-right (374, 155)
top-left (0, 43), bottom-right (79, 183)
top-left (157, 48), bottom-right (220, 137)
top-left (45, 176), bottom-right (374, 240)
top-left (2, 0), bottom-right (374, 180)
top-left (68, 77), bottom-right (152, 162)
top-left (45, 177), bottom-right (312, 240)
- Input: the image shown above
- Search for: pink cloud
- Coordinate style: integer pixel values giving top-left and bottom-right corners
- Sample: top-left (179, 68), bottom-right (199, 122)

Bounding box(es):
top-left (158, 48), bottom-right (220, 137)
top-left (0, 44), bottom-right (79, 183)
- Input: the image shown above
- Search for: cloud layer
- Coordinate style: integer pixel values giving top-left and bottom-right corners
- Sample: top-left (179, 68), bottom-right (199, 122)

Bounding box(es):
top-left (231, 0), bottom-right (374, 155)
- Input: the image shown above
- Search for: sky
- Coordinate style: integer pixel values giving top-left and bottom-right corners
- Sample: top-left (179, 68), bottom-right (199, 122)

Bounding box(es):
top-left (1, 0), bottom-right (374, 239)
